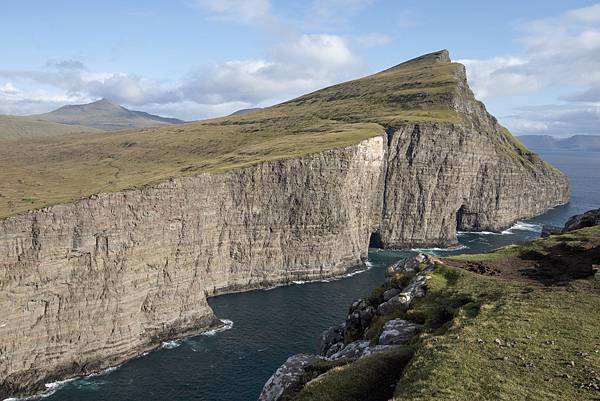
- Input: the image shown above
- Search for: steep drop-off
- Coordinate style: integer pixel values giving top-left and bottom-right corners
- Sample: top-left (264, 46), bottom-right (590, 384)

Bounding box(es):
top-left (0, 50), bottom-right (569, 398)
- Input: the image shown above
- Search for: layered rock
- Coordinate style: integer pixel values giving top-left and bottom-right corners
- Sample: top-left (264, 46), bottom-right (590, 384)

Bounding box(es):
top-left (0, 51), bottom-right (570, 398)
top-left (378, 62), bottom-right (569, 247)
top-left (0, 137), bottom-right (386, 398)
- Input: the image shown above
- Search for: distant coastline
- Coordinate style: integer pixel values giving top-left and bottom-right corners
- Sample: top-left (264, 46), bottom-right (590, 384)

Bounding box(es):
top-left (518, 134), bottom-right (600, 152)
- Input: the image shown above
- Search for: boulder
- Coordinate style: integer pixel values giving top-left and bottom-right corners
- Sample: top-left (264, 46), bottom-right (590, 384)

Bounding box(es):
top-left (382, 288), bottom-right (401, 301)
top-left (319, 323), bottom-right (345, 356)
top-left (377, 275), bottom-right (429, 315)
top-left (327, 340), bottom-right (390, 361)
top-left (378, 319), bottom-right (422, 345)
top-left (258, 354), bottom-right (322, 401)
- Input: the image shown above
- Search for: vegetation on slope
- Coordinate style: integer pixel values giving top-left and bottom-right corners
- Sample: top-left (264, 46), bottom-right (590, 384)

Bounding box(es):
top-left (0, 50), bottom-right (535, 218)
top-left (0, 115), bottom-right (101, 140)
top-left (288, 226), bottom-right (600, 401)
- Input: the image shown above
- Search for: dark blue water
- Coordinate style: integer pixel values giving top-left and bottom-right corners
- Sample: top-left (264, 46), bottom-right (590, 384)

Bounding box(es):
top-left (27, 150), bottom-right (600, 401)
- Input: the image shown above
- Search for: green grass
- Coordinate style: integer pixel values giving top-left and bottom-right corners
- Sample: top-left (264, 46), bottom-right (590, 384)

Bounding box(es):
top-left (0, 115), bottom-right (101, 140)
top-left (292, 346), bottom-right (414, 401)
top-left (450, 225), bottom-right (600, 262)
top-left (289, 228), bottom-right (599, 400)
top-left (393, 265), bottom-right (600, 401)
top-left (0, 50), bottom-right (538, 218)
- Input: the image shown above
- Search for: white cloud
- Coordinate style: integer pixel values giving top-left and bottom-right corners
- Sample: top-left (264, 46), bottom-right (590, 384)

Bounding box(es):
top-left (503, 104), bottom-right (600, 136)
top-left (460, 3), bottom-right (600, 136)
top-left (462, 4), bottom-right (600, 100)
top-left (356, 33), bottom-right (392, 48)
top-left (0, 33), bottom-right (366, 119)
top-left (194, 0), bottom-right (272, 25)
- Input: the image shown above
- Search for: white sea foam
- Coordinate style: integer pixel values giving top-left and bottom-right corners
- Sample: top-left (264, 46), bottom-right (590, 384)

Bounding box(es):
top-left (161, 340), bottom-right (182, 349)
top-left (282, 263), bottom-right (374, 287)
top-left (410, 244), bottom-right (468, 253)
top-left (458, 221), bottom-right (542, 236)
top-left (501, 221), bottom-right (541, 234)
top-left (203, 319), bottom-right (234, 336)
top-left (3, 377), bottom-right (79, 401)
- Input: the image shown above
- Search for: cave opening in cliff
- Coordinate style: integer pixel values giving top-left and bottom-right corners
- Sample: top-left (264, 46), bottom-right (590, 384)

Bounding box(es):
top-left (456, 205), bottom-right (466, 231)
top-left (369, 231), bottom-right (384, 249)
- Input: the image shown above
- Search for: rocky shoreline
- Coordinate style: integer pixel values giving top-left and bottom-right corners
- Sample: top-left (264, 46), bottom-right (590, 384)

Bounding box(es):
top-left (258, 253), bottom-right (439, 401)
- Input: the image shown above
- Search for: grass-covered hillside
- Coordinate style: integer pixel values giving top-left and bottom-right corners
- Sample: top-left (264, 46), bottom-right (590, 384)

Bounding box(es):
top-left (0, 50), bottom-right (517, 218)
top-left (0, 115), bottom-right (101, 140)
top-left (285, 226), bottom-right (600, 401)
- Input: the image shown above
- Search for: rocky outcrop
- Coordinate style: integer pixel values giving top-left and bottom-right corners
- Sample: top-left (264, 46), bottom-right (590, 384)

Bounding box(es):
top-left (0, 52), bottom-right (570, 399)
top-left (258, 354), bottom-right (322, 401)
top-left (260, 254), bottom-right (435, 401)
top-left (563, 209), bottom-right (600, 232)
top-left (542, 208), bottom-right (600, 237)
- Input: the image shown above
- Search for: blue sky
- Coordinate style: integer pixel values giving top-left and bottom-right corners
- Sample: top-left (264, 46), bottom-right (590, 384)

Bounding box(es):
top-left (1, 0), bottom-right (600, 136)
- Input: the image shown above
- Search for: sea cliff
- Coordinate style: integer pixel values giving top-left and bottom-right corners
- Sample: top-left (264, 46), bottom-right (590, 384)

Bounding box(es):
top-left (0, 50), bottom-right (569, 398)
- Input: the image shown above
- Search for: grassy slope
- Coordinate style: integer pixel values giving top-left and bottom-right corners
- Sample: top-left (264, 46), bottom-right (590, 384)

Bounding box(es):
top-left (289, 226), bottom-right (600, 401)
top-left (0, 115), bottom-right (101, 140)
top-left (395, 265), bottom-right (599, 400)
top-left (0, 50), bottom-right (535, 218)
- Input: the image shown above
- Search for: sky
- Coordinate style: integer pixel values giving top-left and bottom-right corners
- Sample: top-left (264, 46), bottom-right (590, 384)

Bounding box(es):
top-left (1, 0), bottom-right (600, 137)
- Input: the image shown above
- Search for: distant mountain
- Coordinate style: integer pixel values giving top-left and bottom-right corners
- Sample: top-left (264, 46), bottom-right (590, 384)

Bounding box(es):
top-left (32, 98), bottom-right (186, 131)
top-left (518, 134), bottom-right (600, 152)
top-left (229, 107), bottom-right (262, 116)
top-left (0, 115), bottom-right (101, 140)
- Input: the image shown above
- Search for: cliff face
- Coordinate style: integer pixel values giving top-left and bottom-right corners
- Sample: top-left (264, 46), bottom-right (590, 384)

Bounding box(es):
top-left (376, 61), bottom-right (569, 247)
top-left (0, 51), bottom-right (569, 398)
top-left (0, 137), bottom-right (386, 397)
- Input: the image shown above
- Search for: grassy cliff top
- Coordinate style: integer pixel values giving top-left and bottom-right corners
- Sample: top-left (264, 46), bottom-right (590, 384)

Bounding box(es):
top-left (1, 50), bottom-right (483, 218)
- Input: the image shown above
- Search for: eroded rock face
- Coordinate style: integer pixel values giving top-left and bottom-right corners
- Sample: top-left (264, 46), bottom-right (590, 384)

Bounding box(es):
top-left (378, 319), bottom-right (422, 345)
top-left (378, 66), bottom-right (569, 248)
top-left (0, 137), bottom-right (386, 398)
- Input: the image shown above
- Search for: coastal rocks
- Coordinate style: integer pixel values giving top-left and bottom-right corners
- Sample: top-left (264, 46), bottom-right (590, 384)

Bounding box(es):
top-left (258, 354), bottom-right (322, 401)
top-left (319, 324), bottom-right (345, 356)
top-left (378, 320), bottom-right (422, 345)
top-left (260, 254), bottom-right (437, 400)
top-left (327, 340), bottom-right (390, 361)
top-left (563, 209), bottom-right (600, 232)
top-left (542, 208), bottom-right (599, 237)
top-left (386, 253), bottom-right (427, 275)
top-left (377, 273), bottom-right (431, 315)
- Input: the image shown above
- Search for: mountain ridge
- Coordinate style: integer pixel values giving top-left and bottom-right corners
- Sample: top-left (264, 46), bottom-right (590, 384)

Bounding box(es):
top-left (518, 134), bottom-right (600, 151)
top-left (31, 98), bottom-right (186, 130)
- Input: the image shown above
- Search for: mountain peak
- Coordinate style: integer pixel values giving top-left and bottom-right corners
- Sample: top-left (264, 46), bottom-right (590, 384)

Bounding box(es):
top-left (392, 49), bottom-right (451, 69)
top-left (32, 99), bottom-right (185, 131)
